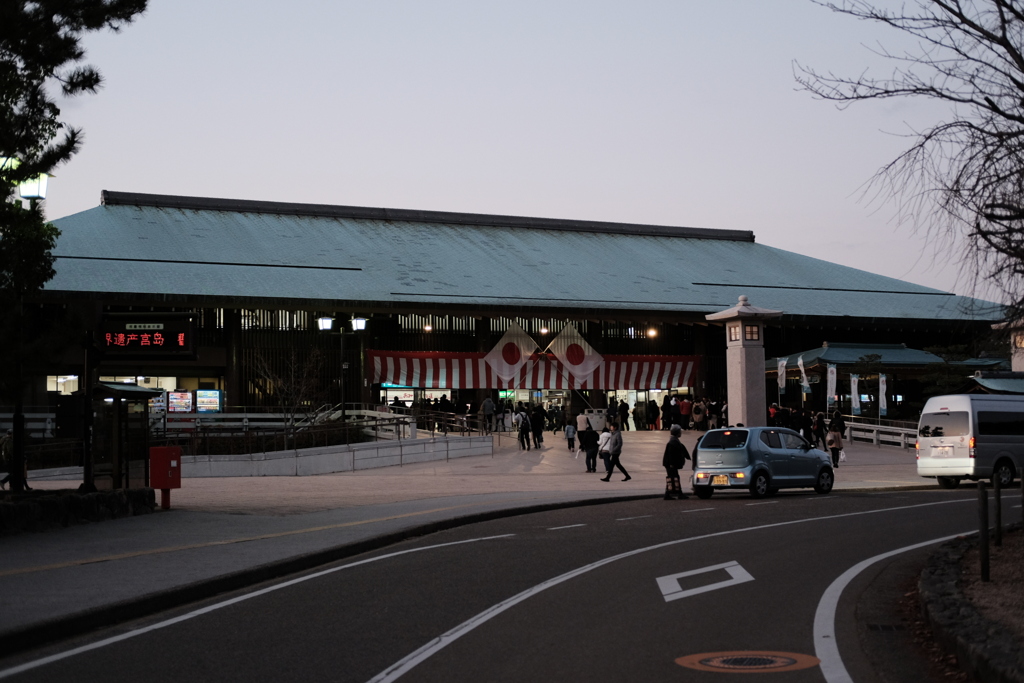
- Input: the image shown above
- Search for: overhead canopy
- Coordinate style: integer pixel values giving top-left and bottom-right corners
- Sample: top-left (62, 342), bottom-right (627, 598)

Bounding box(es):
top-left (767, 343), bottom-right (946, 370)
top-left (46, 191), bottom-right (1003, 322)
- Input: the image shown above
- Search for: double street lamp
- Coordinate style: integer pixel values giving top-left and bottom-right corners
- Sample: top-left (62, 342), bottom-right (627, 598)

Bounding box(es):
top-left (318, 316), bottom-right (367, 424)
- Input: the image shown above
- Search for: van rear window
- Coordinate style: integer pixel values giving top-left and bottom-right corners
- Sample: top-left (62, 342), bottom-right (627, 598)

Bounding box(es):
top-left (919, 411), bottom-right (969, 437)
top-left (699, 430), bottom-right (748, 449)
top-left (977, 411), bottom-right (1024, 436)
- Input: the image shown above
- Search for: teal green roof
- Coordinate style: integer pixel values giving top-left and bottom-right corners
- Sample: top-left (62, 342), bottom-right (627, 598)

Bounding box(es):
top-left (768, 343), bottom-right (945, 369)
top-left (47, 191), bottom-right (1005, 321)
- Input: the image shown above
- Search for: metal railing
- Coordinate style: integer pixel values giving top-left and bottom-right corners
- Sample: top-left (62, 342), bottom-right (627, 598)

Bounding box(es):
top-left (843, 418), bottom-right (917, 450)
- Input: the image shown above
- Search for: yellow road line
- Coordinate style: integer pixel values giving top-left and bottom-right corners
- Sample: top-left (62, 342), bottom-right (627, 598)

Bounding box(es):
top-left (0, 496), bottom-right (547, 579)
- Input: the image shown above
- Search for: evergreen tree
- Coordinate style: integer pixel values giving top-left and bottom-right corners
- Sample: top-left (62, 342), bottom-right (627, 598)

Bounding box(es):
top-left (1, 0), bottom-right (147, 491)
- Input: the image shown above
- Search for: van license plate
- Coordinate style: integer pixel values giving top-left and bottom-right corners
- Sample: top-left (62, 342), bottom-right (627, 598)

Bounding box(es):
top-left (712, 475), bottom-right (729, 486)
top-left (933, 446), bottom-right (953, 457)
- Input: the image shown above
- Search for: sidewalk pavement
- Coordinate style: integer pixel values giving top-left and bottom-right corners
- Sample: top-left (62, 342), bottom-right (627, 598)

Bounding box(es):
top-left (1, 429), bottom-right (924, 653)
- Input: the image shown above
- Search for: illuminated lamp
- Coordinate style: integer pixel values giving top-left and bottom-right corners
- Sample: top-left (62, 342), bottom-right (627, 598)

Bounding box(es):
top-left (648, 328), bottom-right (658, 337)
top-left (351, 317), bottom-right (367, 331)
top-left (540, 327), bottom-right (549, 334)
top-left (317, 316), bottom-right (333, 331)
top-left (18, 173), bottom-right (50, 200)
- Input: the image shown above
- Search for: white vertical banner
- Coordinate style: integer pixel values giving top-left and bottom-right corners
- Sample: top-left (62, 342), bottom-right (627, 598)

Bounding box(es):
top-left (850, 374), bottom-right (861, 416)
top-left (777, 358), bottom-right (788, 395)
top-left (797, 355), bottom-right (811, 394)
top-left (826, 364), bottom-right (837, 408)
top-left (879, 374), bottom-right (887, 417)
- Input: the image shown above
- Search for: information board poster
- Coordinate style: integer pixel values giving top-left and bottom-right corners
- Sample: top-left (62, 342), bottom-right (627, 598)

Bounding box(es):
top-left (196, 390), bottom-right (222, 413)
top-left (149, 391), bottom-right (167, 413)
top-left (168, 391), bottom-right (193, 413)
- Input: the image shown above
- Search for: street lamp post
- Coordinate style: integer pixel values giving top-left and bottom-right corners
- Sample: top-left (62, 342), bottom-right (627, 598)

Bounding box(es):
top-left (318, 316), bottom-right (367, 425)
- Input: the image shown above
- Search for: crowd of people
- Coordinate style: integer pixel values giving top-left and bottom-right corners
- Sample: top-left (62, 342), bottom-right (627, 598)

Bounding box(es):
top-left (768, 404), bottom-right (848, 468)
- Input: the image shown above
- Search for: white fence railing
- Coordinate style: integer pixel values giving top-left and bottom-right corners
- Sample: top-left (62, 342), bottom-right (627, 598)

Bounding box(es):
top-left (845, 420), bottom-right (917, 450)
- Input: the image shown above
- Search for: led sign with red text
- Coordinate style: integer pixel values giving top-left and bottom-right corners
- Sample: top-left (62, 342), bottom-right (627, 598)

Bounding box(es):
top-left (99, 316), bottom-right (196, 359)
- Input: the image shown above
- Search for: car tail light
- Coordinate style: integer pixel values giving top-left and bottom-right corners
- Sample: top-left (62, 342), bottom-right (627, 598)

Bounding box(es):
top-left (970, 437), bottom-right (976, 458)
top-left (734, 472), bottom-right (745, 479)
top-left (696, 472), bottom-right (708, 479)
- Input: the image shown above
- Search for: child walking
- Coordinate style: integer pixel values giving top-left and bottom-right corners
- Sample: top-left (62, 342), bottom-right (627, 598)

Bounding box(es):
top-left (564, 423), bottom-right (577, 452)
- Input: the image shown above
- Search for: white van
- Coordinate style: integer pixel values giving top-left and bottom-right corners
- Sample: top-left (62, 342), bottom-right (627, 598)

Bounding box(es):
top-left (917, 394), bottom-right (1024, 488)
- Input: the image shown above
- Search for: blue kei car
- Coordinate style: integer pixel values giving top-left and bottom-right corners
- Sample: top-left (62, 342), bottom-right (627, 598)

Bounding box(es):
top-left (692, 427), bottom-right (834, 499)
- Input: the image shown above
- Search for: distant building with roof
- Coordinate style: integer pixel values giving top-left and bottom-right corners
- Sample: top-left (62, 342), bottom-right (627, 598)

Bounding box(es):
top-left (26, 191), bottom-right (1006, 414)
top-left (766, 343), bottom-right (1010, 417)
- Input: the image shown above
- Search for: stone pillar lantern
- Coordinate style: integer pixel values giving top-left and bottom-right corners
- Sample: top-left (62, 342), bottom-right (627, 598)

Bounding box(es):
top-left (706, 295), bottom-right (782, 428)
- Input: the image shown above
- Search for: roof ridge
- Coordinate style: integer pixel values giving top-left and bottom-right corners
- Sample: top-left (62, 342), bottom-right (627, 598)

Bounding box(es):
top-left (99, 190), bottom-right (756, 242)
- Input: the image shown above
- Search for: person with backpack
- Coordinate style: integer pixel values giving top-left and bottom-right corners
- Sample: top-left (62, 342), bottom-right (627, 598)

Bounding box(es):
top-left (662, 425), bottom-right (690, 499)
top-left (600, 422), bottom-right (631, 482)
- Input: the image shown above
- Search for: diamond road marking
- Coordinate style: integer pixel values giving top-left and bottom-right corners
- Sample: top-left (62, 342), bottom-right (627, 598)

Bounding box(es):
top-left (657, 561), bottom-right (754, 603)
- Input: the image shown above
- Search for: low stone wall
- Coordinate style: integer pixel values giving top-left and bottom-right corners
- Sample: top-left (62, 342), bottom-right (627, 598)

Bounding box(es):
top-left (181, 435), bottom-right (492, 477)
top-left (0, 488), bottom-right (156, 534)
top-left (919, 528), bottom-right (1024, 683)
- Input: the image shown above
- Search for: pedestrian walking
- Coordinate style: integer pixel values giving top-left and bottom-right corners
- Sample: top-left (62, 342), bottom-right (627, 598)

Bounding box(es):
top-left (564, 423), bottom-right (577, 452)
top-left (576, 412), bottom-right (591, 433)
top-left (481, 396), bottom-right (495, 433)
top-left (0, 429), bottom-right (11, 490)
top-left (662, 424), bottom-right (690, 499)
top-left (600, 422), bottom-right (631, 482)
top-left (531, 404), bottom-right (547, 448)
top-left (515, 409), bottom-right (532, 451)
top-left (617, 399), bottom-right (630, 431)
top-left (826, 422), bottom-right (843, 468)
top-left (579, 424), bottom-right (599, 472)
top-left (811, 411), bottom-right (827, 449)
top-left (597, 427), bottom-right (612, 476)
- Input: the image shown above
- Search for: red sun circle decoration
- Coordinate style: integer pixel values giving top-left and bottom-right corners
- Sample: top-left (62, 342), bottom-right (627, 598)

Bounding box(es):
top-left (565, 343), bottom-right (586, 366)
top-left (502, 342), bottom-right (522, 365)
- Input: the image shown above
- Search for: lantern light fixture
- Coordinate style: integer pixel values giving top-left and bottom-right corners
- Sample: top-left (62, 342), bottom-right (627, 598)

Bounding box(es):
top-left (317, 316), bottom-right (333, 331)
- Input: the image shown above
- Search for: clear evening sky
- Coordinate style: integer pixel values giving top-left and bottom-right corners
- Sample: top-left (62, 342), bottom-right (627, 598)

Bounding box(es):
top-left (44, 1), bottom-right (994, 300)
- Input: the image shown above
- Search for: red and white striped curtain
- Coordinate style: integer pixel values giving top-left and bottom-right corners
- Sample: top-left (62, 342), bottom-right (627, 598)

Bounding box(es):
top-left (368, 350), bottom-right (699, 390)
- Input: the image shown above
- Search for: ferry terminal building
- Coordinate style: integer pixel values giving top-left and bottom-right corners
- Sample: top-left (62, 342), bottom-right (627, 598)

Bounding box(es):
top-left (28, 191), bottom-right (1004, 419)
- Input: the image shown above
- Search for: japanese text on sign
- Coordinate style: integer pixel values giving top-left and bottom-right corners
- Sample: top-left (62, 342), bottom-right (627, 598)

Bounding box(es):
top-left (104, 332), bottom-right (188, 348)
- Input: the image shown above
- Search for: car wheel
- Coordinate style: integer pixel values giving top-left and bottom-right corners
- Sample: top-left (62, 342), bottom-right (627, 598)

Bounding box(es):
top-left (749, 471), bottom-right (770, 498)
top-left (936, 476), bottom-right (961, 489)
top-left (694, 486), bottom-right (714, 500)
top-left (992, 460), bottom-right (1015, 489)
top-left (814, 467), bottom-right (834, 494)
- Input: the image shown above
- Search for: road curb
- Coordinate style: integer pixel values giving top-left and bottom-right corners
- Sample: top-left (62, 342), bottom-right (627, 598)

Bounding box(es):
top-left (918, 525), bottom-right (1024, 683)
top-left (0, 492), bottom-right (658, 657)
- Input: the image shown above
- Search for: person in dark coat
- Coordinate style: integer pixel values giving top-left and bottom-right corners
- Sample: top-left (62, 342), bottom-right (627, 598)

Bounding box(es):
top-left (578, 424), bottom-right (600, 473)
top-left (660, 396), bottom-right (672, 430)
top-left (531, 404), bottom-right (547, 448)
top-left (617, 399), bottom-right (630, 431)
top-left (662, 424), bottom-right (690, 499)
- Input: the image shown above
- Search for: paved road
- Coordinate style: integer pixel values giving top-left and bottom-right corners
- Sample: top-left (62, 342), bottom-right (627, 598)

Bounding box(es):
top-left (2, 487), bottom-right (1008, 683)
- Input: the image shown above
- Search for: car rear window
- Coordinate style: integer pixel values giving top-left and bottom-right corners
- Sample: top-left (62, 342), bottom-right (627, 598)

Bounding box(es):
top-left (919, 411), bottom-right (970, 437)
top-left (699, 430), bottom-right (748, 448)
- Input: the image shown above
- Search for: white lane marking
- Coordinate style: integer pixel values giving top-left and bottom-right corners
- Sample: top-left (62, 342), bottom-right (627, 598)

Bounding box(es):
top-left (681, 508), bottom-right (714, 513)
top-left (547, 524), bottom-right (586, 530)
top-left (657, 561), bottom-right (754, 602)
top-left (813, 532), bottom-right (968, 683)
top-left (0, 534), bottom-right (516, 681)
top-left (615, 515), bottom-right (652, 521)
top-left (746, 501), bottom-right (778, 506)
top-left (368, 497), bottom-right (973, 683)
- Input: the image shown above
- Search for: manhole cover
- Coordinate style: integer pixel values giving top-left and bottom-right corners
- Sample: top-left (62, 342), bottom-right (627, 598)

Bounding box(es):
top-left (676, 651), bottom-right (820, 673)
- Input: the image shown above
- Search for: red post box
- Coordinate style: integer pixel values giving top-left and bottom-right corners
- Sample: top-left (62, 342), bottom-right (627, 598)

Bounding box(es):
top-left (150, 446), bottom-right (182, 509)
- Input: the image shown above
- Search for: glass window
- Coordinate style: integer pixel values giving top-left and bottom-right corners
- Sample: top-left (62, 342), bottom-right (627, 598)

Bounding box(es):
top-left (977, 411), bottom-right (1024, 436)
top-left (700, 430), bottom-right (748, 448)
top-left (728, 325), bottom-right (740, 342)
top-left (918, 412), bottom-right (970, 437)
top-left (782, 432), bottom-right (808, 449)
top-left (759, 431), bottom-right (782, 448)
top-left (744, 325), bottom-right (759, 341)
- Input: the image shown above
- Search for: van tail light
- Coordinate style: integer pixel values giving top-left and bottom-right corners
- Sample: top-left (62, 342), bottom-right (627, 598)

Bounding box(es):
top-left (915, 440), bottom-right (919, 459)
top-left (970, 437), bottom-right (976, 458)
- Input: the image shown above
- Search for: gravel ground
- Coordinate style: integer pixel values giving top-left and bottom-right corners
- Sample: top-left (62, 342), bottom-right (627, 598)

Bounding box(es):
top-left (962, 529), bottom-right (1024, 643)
